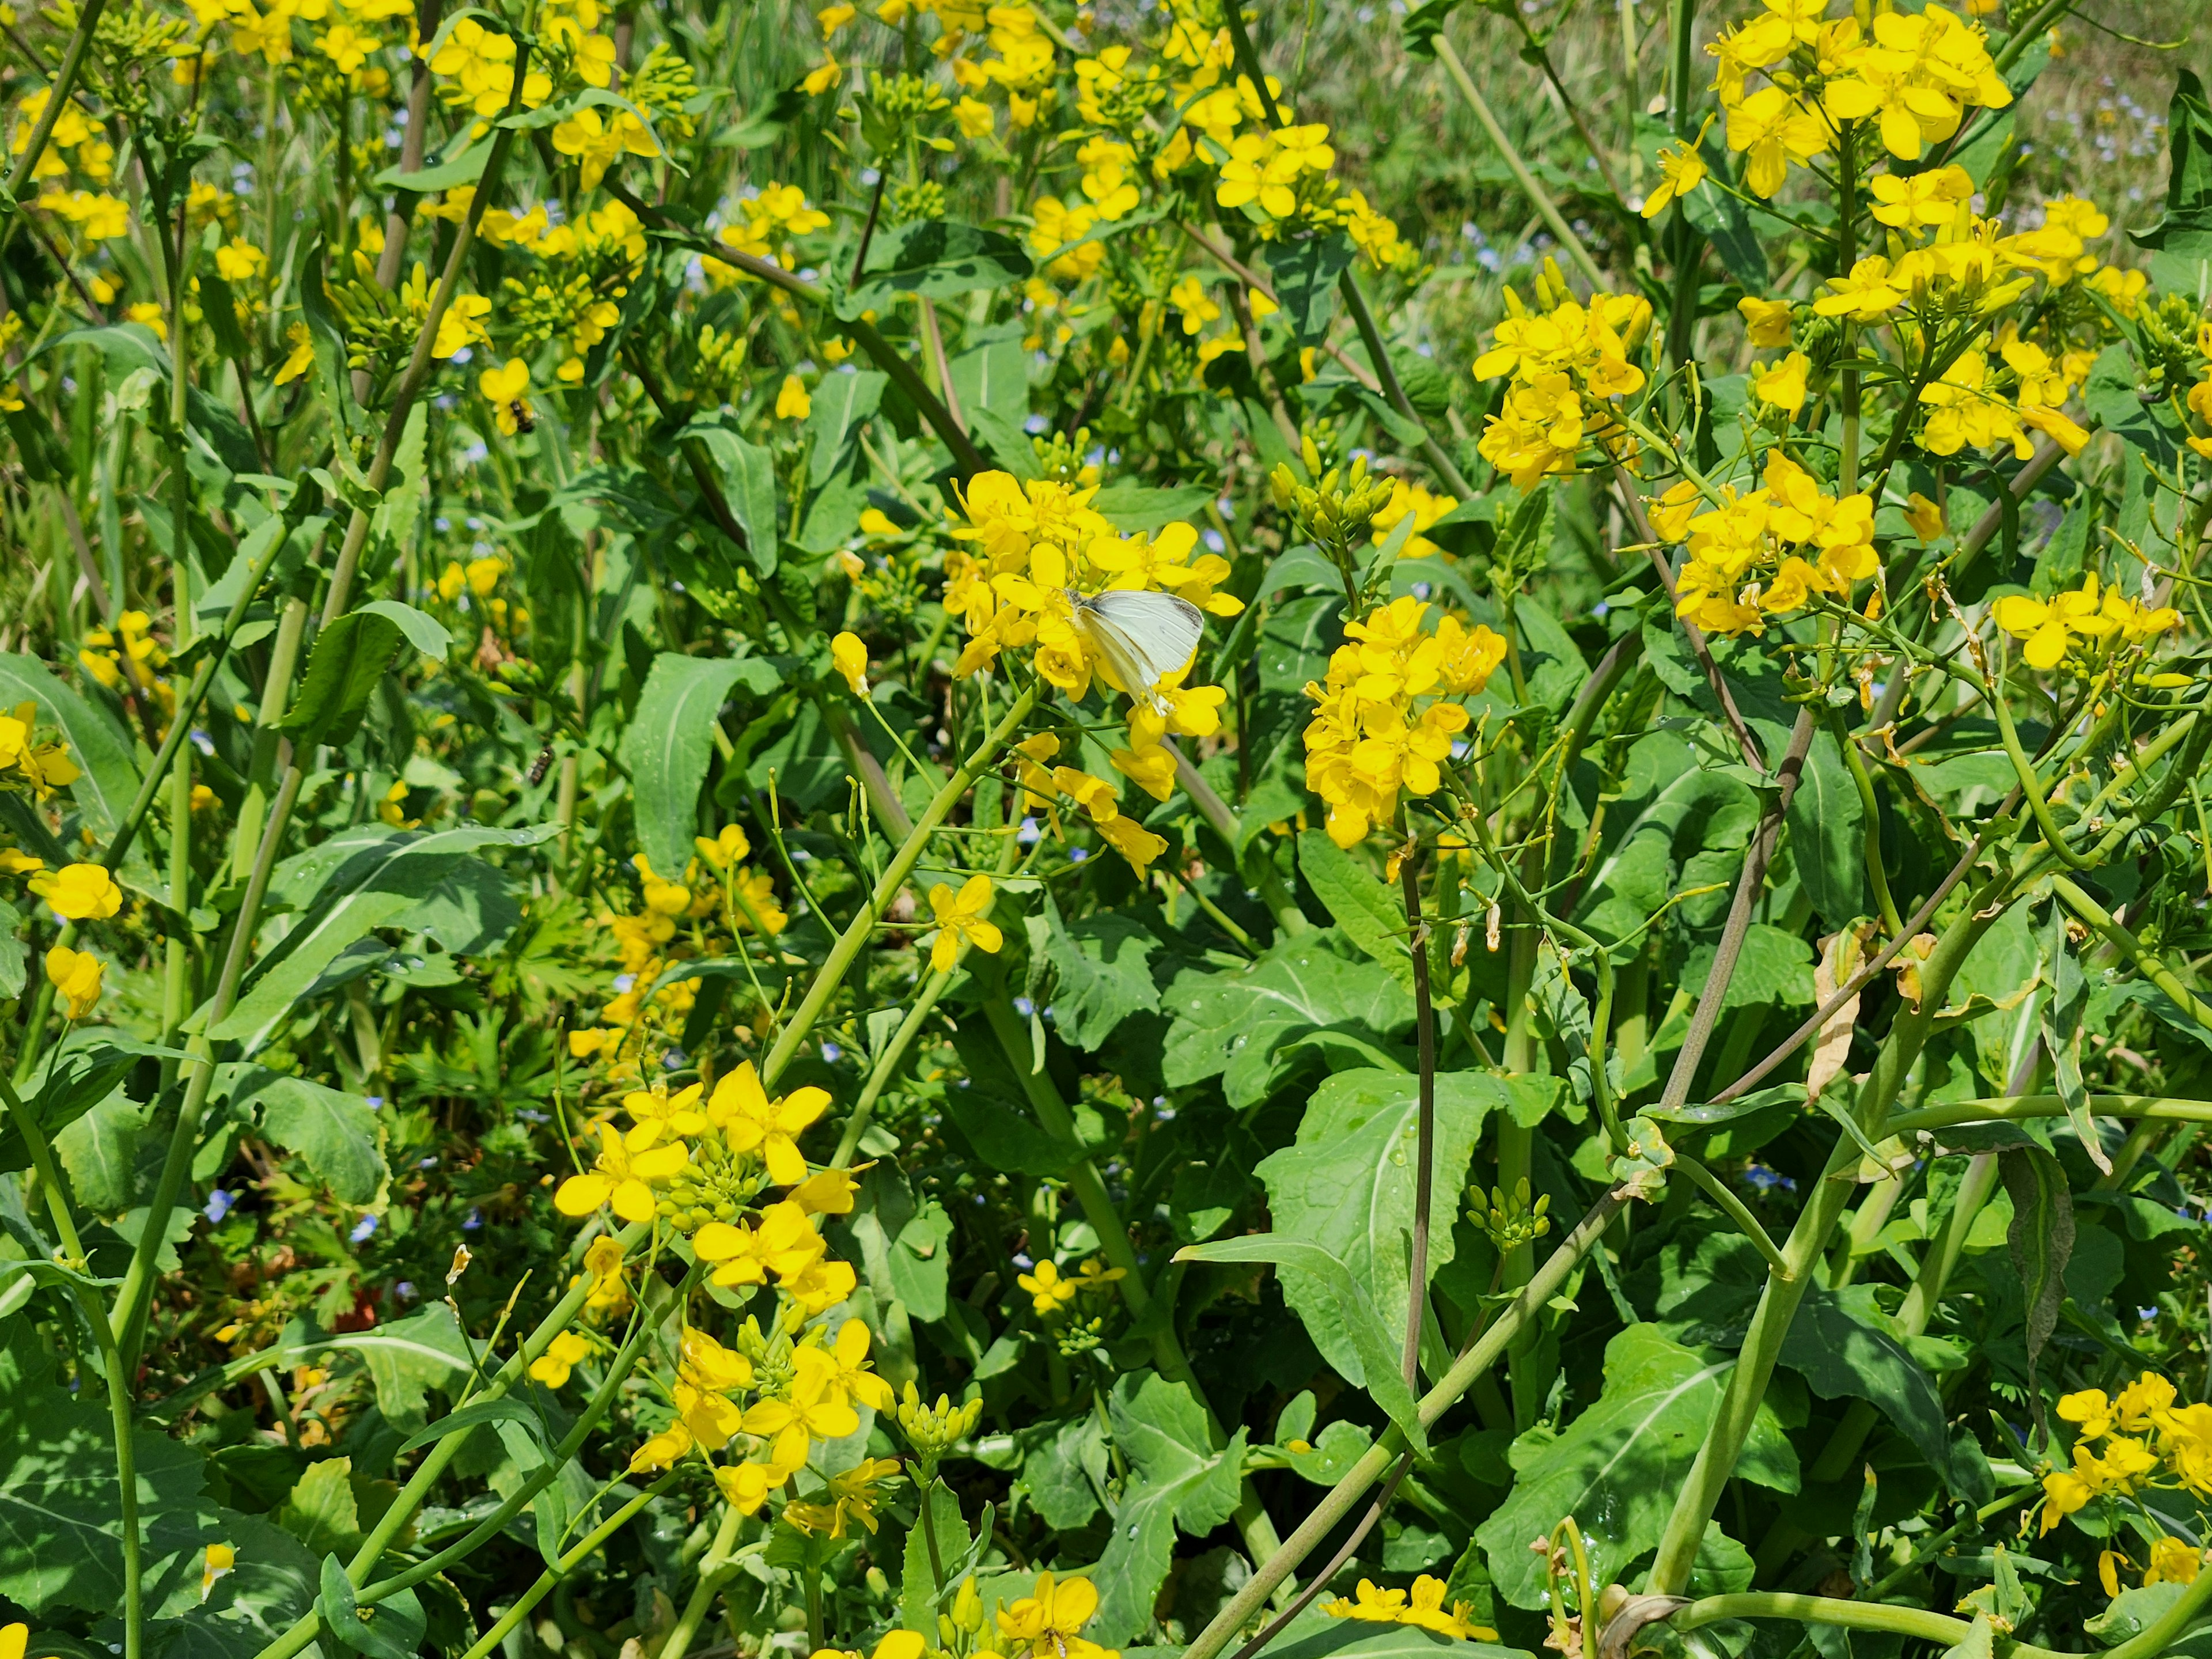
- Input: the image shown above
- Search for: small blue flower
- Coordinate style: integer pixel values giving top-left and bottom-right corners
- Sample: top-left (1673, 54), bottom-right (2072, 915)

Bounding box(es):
top-left (204, 1190), bottom-right (234, 1224)
top-left (821, 1042), bottom-right (843, 1063)
top-left (1069, 847), bottom-right (1088, 862)
top-left (366, 1095), bottom-right (385, 1109)
top-left (1014, 996), bottom-right (1036, 1017)
top-left (350, 1213), bottom-right (380, 1243)
top-left (395, 1281), bottom-right (418, 1301)
top-left (1018, 816), bottom-right (1041, 845)
top-left (463, 1207), bottom-right (482, 1231)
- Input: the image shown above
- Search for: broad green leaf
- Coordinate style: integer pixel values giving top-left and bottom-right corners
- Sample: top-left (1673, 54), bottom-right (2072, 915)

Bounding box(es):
top-left (1264, 1619), bottom-right (1530, 1659)
top-left (1040, 895), bottom-right (1160, 1049)
top-left (1017, 1415), bottom-right (1108, 1531)
top-left (850, 218), bottom-right (1033, 311)
top-left (848, 1164), bottom-right (955, 1322)
top-left (357, 599), bottom-right (452, 660)
top-left (620, 653), bottom-right (754, 881)
top-left (1265, 233), bottom-right (1355, 344)
top-left (372, 134), bottom-right (493, 192)
top-left (2000, 1144), bottom-right (2074, 1395)
top-left (1175, 1233), bottom-right (1423, 1451)
top-left (1161, 933), bottom-right (1412, 1107)
top-left (679, 414), bottom-right (779, 574)
top-left (900, 1480), bottom-right (971, 1635)
top-left (2131, 69), bottom-right (2212, 291)
top-left (1475, 1325), bottom-right (1800, 1609)
top-left (1090, 1373), bottom-right (1247, 1645)
top-left (1777, 1285), bottom-right (1979, 1492)
top-left (54, 1092), bottom-right (149, 1212)
top-left (236, 1068), bottom-right (388, 1204)
top-left (318, 1557), bottom-right (425, 1659)
top-left (1092, 483), bottom-right (1215, 532)
top-left (1251, 1067), bottom-right (1494, 1392)
top-left (393, 1397), bottom-right (542, 1456)
top-left (0, 1321), bottom-right (227, 1616)
top-left (949, 325), bottom-right (1028, 421)
top-left (0, 1031), bottom-right (177, 1175)
top-left (1297, 832), bottom-right (1414, 992)
top-left (213, 825), bottom-right (560, 1048)
top-left (310, 1304), bottom-right (474, 1432)
top-left (1577, 730), bottom-right (1760, 945)
top-left (273, 1457), bottom-right (362, 1557)
top-left (1785, 730), bottom-right (1866, 930)
top-left (806, 368), bottom-right (887, 486)
top-left (0, 652), bottom-right (146, 860)
top-left (276, 611), bottom-right (404, 748)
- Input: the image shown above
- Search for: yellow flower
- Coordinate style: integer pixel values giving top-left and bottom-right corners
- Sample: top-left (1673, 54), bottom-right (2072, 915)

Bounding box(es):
top-left (628, 1420), bottom-right (693, 1472)
top-left (776, 373), bottom-right (812, 419)
top-left (1813, 256), bottom-right (1906, 321)
top-left (706, 1060), bottom-right (831, 1187)
top-left (274, 322), bottom-right (314, 385)
top-left (1869, 165), bottom-right (1973, 229)
top-left (554, 1122), bottom-right (690, 1222)
top-left (695, 824), bottom-right (752, 870)
top-left (954, 96), bottom-right (994, 137)
top-left (551, 106), bottom-right (659, 190)
top-left (2147, 1535), bottom-right (2202, 1588)
top-left (1017, 1257), bottom-right (1078, 1314)
top-left (925, 875), bottom-right (1003, 974)
top-left (813, 1632), bottom-right (927, 1659)
top-left (1641, 139), bottom-right (1707, 219)
top-left (528, 1330), bottom-right (593, 1388)
top-left (997, 1573), bottom-right (1117, 1659)
top-left (479, 358), bottom-right (532, 436)
top-left (45, 945), bottom-right (103, 1019)
top-left (1738, 296), bottom-right (1793, 347)
top-left (1724, 85), bottom-right (1827, 198)
top-left (831, 632), bottom-right (869, 695)
top-left (1751, 351), bottom-right (1809, 415)
top-left (30, 862), bottom-right (122, 921)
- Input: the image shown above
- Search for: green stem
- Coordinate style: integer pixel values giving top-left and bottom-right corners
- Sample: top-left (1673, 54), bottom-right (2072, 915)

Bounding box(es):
top-left (1433, 34), bottom-right (1608, 291)
top-left (455, 1475), bottom-right (680, 1659)
top-left (762, 684), bottom-right (1036, 1088)
top-left (1989, 655), bottom-right (2094, 872)
top-left (2052, 876), bottom-right (2212, 1025)
top-left (1888, 1094), bottom-right (2212, 1137)
top-left (1176, 1187), bottom-right (1630, 1659)
top-left (654, 1503), bottom-right (747, 1659)
top-left (1169, 740), bottom-right (1305, 938)
top-left (1831, 713), bottom-right (1903, 935)
top-left (831, 969), bottom-right (951, 1168)
top-left (1337, 267), bottom-right (1472, 498)
top-left (1644, 889), bottom-right (2007, 1593)
top-left (1673, 1155), bottom-right (1791, 1279)
top-left (1667, 0), bottom-right (1697, 135)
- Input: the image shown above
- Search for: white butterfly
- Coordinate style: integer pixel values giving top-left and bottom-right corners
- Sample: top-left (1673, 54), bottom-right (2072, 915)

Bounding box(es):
top-left (1068, 588), bottom-right (1205, 712)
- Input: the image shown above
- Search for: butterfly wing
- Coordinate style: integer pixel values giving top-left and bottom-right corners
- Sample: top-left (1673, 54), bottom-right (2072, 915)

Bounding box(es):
top-left (1074, 590), bottom-right (1205, 708)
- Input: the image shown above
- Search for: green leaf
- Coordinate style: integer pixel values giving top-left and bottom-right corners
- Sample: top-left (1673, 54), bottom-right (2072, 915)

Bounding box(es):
top-left (1090, 1373), bottom-right (1248, 1645)
top-left (1175, 1233), bottom-right (1423, 1452)
top-left (849, 218), bottom-right (1033, 312)
top-left (54, 1092), bottom-right (149, 1212)
top-left (310, 1304), bottom-right (475, 1432)
top-left (393, 1397), bottom-right (542, 1456)
top-left (0, 896), bottom-right (21, 999)
top-left (0, 652), bottom-right (146, 863)
top-left (276, 611), bottom-right (405, 748)
top-left (0, 1032), bottom-right (178, 1176)
top-left (1785, 730), bottom-right (1866, 930)
top-left (0, 1321), bottom-right (225, 1616)
top-left (317, 1557), bottom-right (425, 1659)
top-left (1092, 483), bottom-right (1216, 532)
top-left (2130, 69), bottom-right (2212, 286)
top-left (2038, 898), bottom-right (2103, 1172)
top-left (1251, 1067), bottom-right (1495, 1393)
top-left (274, 1458), bottom-right (362, 1557)
top-left (236, 1068), bottom-right (388, 1205)
top-left (372, 134), bottom-right (493, 192)
top-left (1475, 1325), bottom-right (1799, 1609)
top-left (1999, 1143), bottom-right (2074, 1398)
top-left (900, 1480), bottom-right (971, 1634)
top-left (1162, 933), bottom-right (1412, 1108)
top-left (1777, 1285), bottom-right (1976, 1490)
top-left (1297, 832), bottom-right (1414, 992)
top-left (1016, 1415), bottom-right (1108, 1531)
top-left (1577, 730), bottom-right (1760, 946)
top-left (619, 653), bottom-right (754, 882)
top-left (807, 369), bottom-right (888, 486)
top-left (1265, 1620), bottom-right (1528, 1659)
top-left (950, 325), bottom-right (1028, 420)
top-left (1265, 233), bottom-right (1355, 344)
top-left (213, 825), bottom-right (560, 1048)
top-left (679, 414), bottom-right (780, 575)
top-left (357, 599), bottom-right (452, 660)
top-left (1040, 895), bottom-right (1160, 1050)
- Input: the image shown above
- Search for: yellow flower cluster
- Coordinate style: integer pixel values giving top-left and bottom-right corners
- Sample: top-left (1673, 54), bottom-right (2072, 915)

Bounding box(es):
top-left (2181, 321), bottom-right (2212, 463)
top-left (2041, 1373), bottom-right (2212, 1594)
top-left (1472, 263), bottom-right (1652, 490)
top-left (1014, 1254), bottom-right (1123, 1315)
top-left (1302, 597), bottom-right (1505, 849)
top-left (1653, 451), bottom-right (1877, 638)
top-left (1992, 572), bottom-right (2179, 673)
top-left (1324, 1575), bottom-right (1498, 1642)
top-left (708, 181), bottom-right (832, 276)
top-left (567, 836), bottom-right (786, 1084)
top-left (79, 610), bottom-right (173, 715)
top-left (1711, 0), bottom-right (2011, 199)
top-left (0, 701), bottom-right (82, 799)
